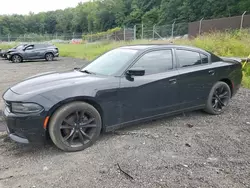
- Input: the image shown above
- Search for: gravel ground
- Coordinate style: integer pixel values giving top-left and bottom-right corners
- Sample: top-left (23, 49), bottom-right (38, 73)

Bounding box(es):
top-left (0, 58), bottom-right (250, 188)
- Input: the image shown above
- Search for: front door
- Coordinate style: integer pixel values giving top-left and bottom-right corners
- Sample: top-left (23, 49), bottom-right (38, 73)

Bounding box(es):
top-left (23, 45), bottom-right (37, 59)
top-left (119, 49), bottom-right (181, 123)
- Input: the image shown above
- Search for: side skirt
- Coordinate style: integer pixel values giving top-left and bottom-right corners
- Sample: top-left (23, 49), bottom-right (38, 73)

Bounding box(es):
top-left (104, 105), bottom-right (205, 132)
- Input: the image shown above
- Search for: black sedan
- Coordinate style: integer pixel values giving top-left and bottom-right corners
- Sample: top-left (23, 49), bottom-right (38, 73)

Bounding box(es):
top-left (2, 45), bottom-right (242, 152)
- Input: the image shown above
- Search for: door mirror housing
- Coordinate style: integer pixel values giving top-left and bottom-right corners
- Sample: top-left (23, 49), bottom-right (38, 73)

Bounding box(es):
top-left (126, 68), bottom-right (145, 76)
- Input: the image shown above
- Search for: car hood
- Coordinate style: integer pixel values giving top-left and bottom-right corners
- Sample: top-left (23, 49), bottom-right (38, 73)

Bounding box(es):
top-left (10, 70), bottom-right (105, 95)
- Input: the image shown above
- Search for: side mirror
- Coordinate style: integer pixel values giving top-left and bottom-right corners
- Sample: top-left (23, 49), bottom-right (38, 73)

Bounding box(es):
top-left (126, 68), bottom-right (145, 76)
top-left (74, 67), bottom-right (80, 70)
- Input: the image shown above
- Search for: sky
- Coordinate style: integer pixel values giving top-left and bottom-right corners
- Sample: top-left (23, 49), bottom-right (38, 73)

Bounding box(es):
top-left (0, 0), bottom-right (90, 15)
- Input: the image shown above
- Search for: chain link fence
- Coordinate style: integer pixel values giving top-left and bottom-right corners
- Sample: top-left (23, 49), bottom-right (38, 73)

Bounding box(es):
top-left (0, 27), bottom-right (136, 43)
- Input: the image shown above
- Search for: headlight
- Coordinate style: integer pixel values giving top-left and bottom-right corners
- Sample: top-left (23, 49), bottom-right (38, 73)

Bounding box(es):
top-left (11, 102), bottom-right (44, 114)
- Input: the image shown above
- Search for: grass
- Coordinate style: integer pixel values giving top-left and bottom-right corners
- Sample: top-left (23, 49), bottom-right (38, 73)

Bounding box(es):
top-left (56, 40), bottom-right (151, 60)
top-left (1, 30), bottom-right (250, 88)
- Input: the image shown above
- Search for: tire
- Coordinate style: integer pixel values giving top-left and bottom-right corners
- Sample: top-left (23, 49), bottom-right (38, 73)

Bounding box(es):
top-left (204, 81), bottom-right (231, 115)
top-left (11, 55), bottom-right (22, 63)
top-left (45, 53), bottom-right (54, 61)
top-left (49, 102), bottom-right (102, 152)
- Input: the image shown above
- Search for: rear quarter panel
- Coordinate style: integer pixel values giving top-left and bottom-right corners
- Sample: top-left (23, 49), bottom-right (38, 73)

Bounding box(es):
top-left (212, 61), bottom-right (242, 94)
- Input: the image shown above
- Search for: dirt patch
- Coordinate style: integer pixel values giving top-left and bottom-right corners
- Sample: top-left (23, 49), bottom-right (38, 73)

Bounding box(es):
top-left (0, 87), bottom-right (250, 188)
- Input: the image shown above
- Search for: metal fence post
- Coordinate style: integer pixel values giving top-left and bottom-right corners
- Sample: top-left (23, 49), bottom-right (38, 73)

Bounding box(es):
top-left (153, 25), bottom-right (156, 40)
top-left (171, 20), bottom-right (176, 38)
top-left (141, 23), bottom-right (144, 40)
top-left (134, 25), bottom-right (137, 40)
top-left (124, 26), bottom-right (126, 41)
top-left (199, 18), bottom-right (204, 36)
top-left (240, 11), bottom-right (247, 30)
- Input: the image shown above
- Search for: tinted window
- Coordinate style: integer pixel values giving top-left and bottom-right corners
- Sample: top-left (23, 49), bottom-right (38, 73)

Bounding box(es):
top-left (177, 50), bottom-right (202, 68)
top-left (25, 45), bottom-right (34, 50)
top-left (131, 50), bottom-right (173, 75)
top-left (34, 44), bottom-right (44, 48)
top-left (201, 54), bottom-right (209, 64)
top-left (209, 52), bottom-right (222, 62)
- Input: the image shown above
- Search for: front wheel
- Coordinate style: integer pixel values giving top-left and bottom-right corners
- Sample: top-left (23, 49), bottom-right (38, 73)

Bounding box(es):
top-left (204, 81), bottom-right (231, 115)
top-left (45, 53), bottom-right (54, 61)
top-left (11, 55), bottom-right (22, 63)
top-left (49, 102), bottom-right (102, 152)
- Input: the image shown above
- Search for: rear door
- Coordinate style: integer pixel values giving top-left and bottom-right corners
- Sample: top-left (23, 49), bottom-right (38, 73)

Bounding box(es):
top-left (119, 49), bottom-right (181, 123)
top-left (175, 48), bottom-right (217, 109)
top-left (33, 44), bottom-right (45, 59)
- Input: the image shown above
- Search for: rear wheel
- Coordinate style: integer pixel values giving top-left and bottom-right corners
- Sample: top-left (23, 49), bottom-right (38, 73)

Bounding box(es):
top-left (49, 102), bottom-right (102, 152)
top-left (45, 53), bottom-right (54, 61)
top-left (204, 81), bottom-right (231, 115)
top-left (11, 55), bottom-right (22, 63)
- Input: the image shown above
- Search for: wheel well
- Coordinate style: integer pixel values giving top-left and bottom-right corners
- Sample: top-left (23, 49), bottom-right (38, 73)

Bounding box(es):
top-left (45, 52), bottom-right (54, 57)
top-left (219, 78), bottom-right (233, 96)
top-left (11, 54), bottom-right (22, 60)
top-left (45, 97), bottom-right (104, 132)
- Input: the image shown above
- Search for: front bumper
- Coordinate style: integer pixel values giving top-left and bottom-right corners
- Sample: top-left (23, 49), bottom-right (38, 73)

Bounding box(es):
top-left (2, 107), bottom-right (47, 144)
top-left (54, 53), bottom-right (59, 57)
top-left (1, 52), bottom-right (7, 58)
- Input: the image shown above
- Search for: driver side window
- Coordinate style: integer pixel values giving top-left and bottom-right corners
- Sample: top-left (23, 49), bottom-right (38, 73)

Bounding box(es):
top-left (25, 45), bottom-right (34, 50)
top-left (131, 50), bottom-right (173, 75)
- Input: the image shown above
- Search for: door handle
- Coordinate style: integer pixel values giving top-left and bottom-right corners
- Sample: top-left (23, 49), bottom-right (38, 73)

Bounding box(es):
top-left (208, 70), bottom-right (215, 75)
top-left (169, 78), bottom-right (177, 84)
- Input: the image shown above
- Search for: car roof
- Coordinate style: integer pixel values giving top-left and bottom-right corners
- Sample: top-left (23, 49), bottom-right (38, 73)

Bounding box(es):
top-left (119, 44), bottom-right (208, 53)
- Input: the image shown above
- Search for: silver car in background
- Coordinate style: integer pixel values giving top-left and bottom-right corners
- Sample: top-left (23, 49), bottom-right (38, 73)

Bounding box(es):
top-left (7, 43), bottom-right (59, 63)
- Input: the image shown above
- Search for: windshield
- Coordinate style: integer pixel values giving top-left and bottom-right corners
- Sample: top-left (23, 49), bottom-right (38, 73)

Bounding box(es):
top-left (13, 44), bottom-right (26, 50)
top-left (81, 48), bottom-right (138, 76)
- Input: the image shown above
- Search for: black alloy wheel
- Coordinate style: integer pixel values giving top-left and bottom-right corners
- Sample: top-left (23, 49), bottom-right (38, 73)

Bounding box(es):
top-left (205, 81), bottom-right (231, 115)
top-left (60, 111), bottom-right (97, 146)
top-left (49, 102), bottom-right (102, 152)
top-left (212, 85), bottom-right (230, 112)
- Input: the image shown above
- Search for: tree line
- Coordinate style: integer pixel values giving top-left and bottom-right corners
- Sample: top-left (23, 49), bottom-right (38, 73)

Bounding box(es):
top-left (0, 0), bottom-right (249, 35)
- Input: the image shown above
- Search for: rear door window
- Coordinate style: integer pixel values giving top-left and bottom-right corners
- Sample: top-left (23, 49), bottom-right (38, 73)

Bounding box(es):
top-left (176, 50), bottom-right (210, 68)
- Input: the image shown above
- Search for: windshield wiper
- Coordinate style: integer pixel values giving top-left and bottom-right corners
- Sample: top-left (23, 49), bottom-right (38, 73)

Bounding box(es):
top-left (80, 70), bottom-right (95, 75)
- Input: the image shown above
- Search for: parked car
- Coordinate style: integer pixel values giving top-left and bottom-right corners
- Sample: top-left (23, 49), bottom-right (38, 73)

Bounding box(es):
top-left (2, 45), bottom-right (242, 152)
top-left (7, 43), bottom-right (59, 63)
top-left (1, 44), bottom-right (28, 59)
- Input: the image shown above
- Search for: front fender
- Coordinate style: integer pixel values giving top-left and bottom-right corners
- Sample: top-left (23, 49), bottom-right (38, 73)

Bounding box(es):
top-left (9, 52), bottom-right (24, 59)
